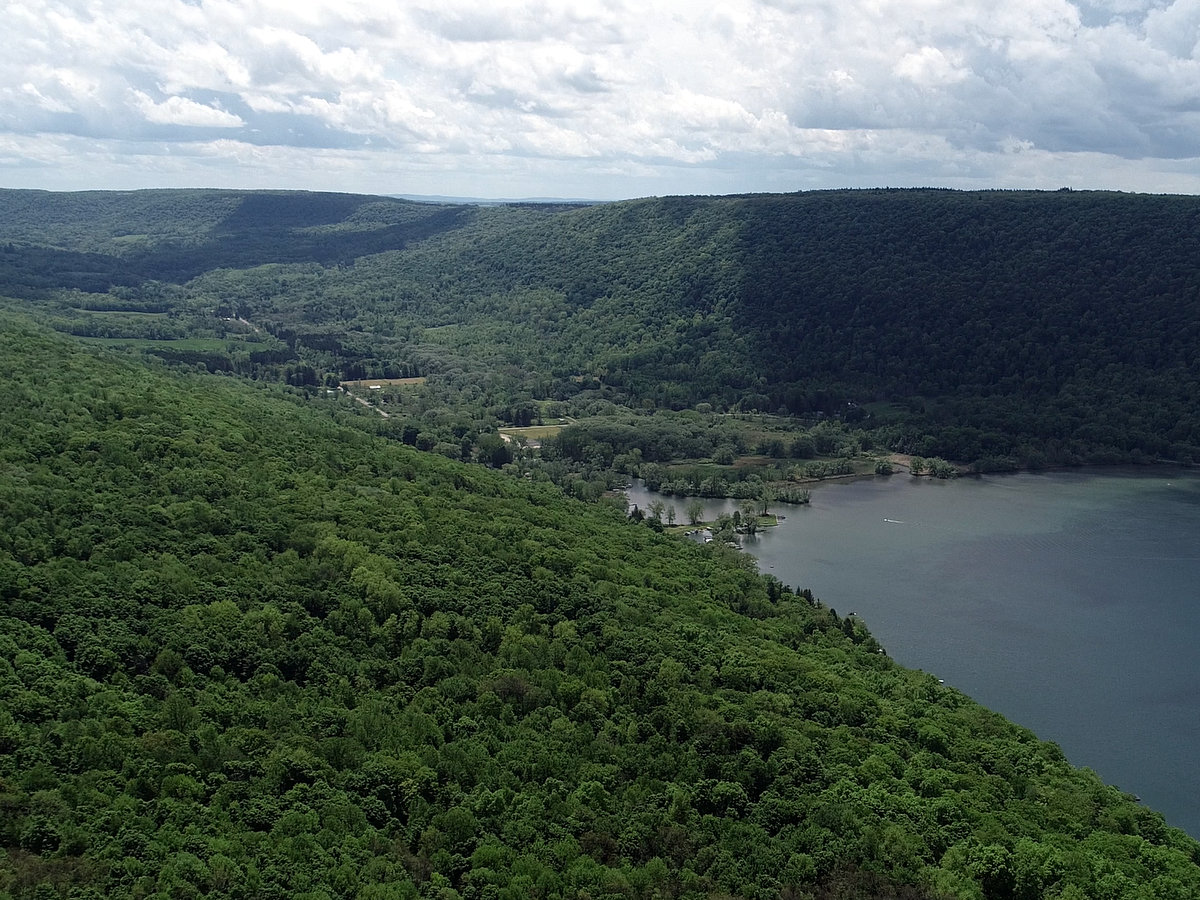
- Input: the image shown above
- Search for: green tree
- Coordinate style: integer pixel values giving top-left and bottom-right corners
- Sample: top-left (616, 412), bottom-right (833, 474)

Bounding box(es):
top-left (740, 499), bottom-right (760, 534)
top-left (928, 457), bottom-right (958, 478)
top-left (647, 499), bottom-right (666, 523)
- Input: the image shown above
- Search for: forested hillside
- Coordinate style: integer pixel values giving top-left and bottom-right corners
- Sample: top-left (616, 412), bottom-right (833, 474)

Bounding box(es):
top-left (3, 319), bottom-right (1200, 900)
top-left (2, 187), bottom-right (1198, 470)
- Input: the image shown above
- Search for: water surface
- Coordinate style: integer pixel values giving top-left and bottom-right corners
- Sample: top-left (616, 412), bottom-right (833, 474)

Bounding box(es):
top-left (627, 470), bottom-right (1200, 836)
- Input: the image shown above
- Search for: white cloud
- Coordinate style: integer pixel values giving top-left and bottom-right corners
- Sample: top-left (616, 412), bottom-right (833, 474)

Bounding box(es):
top-left (1143, 1), bottom-right (1200, 58)
top-left (161, 41), bottom-right (253, 95)
top-left (241, 93), bottom-right (294, 115)
top-left (2, 0), bottom-right (1199, 197)
top-left (894, 47), bottom-right (970, 87)
top-left (131, 91), bottom-right (244, 128)
top-left (21, 83), bottom-right (74, 114)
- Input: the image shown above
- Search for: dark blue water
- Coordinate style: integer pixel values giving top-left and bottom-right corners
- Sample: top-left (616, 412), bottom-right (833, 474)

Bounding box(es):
top-left (626, 470), bottom-right (1200, 837)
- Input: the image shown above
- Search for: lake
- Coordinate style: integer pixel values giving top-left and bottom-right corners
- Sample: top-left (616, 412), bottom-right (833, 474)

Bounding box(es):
top-left (625, 469), bottom-right (1200, 837)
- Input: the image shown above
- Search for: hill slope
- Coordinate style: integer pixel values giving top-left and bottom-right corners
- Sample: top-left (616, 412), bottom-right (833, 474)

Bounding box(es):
top-left (2, 318), bottom-right (1199, 899)
top-left (2, 188), bottom-right (1197, 467)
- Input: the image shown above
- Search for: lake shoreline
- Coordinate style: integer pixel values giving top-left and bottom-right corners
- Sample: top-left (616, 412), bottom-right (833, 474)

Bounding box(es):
top-left (808, 458), bottom-right (1200, 493)
top-left (632, 458), bottom-right (1200, 510)
top-left (627, 469), bottom-right (1200, 838)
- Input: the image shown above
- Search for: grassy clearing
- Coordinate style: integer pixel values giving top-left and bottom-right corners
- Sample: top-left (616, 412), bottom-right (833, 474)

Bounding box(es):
top-left (732, 455), bottom-right (776, 468)
top-left (499, 423), bottom-right (569, 441)
top-left (663, 514), bottom-right (779, 535)
top-left (340, 377), bottom-right (428, 389)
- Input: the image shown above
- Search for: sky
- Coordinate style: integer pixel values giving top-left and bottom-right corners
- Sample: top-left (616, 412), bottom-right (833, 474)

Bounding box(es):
top-left (3, 0), bottom-right (1199, 200)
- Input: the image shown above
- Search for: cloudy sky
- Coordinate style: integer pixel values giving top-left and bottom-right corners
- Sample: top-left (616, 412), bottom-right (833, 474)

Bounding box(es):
top-left (4, 0), bottom-right (1199, 199)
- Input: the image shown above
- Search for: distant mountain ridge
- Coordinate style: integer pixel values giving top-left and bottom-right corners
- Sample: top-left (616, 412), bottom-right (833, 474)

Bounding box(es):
top-left (391, 193), bottom-right (603, 206)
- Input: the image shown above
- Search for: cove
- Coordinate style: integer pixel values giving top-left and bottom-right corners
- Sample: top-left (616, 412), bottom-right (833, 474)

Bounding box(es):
top-left (625, 469), bottom-right (1200, 838)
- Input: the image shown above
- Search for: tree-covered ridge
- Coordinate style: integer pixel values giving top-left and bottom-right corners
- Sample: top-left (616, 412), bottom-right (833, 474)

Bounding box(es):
top-left (7, 186), bottom-right (1197, 468)
top-left (2, 319), bottom-right (1199, 899)
top-left (0, 189), bottom-right (470, 255)
top-left (730, 191), bottom-right (1200, 460)
top-left (0, 190), bottom-right (488, 290)
top-left (393, 189), bottom-right (1200, 462)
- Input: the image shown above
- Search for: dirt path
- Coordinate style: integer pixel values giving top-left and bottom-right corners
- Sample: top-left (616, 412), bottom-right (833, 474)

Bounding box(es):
top-left (343, 389), bottom-right (390, 418)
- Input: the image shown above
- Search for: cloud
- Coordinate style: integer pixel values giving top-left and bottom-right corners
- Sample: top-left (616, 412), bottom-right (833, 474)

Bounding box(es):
top-left (3, 0), bottom-right (1199, 197)
top-left (131, 91), bottom-right (244, 128)
top-left (894, 48), bottom-right (970, 87)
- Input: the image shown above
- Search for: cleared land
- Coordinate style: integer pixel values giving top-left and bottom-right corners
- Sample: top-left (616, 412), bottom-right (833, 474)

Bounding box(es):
top-left (498, 423), bottom-right (570, 442)
top-left (340, 377), bottom-right (428, 389)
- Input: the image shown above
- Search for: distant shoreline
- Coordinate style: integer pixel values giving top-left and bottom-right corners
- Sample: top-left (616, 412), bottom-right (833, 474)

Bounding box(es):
top-left (626, 462), bottom-right (1200, 518)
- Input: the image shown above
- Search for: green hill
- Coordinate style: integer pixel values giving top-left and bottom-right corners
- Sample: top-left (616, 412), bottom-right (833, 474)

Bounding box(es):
top-left (2, 318), bottom-right (1200, 899)
top-left (2, 188), bottom-right (1198, 468)
top-left (3, 188), bottom-right (1200, 895)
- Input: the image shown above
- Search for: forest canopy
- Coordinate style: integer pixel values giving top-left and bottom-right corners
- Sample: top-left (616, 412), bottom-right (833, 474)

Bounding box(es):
top-left (2, 188), bottom-right (1200, 899)
top-left (3, 317), bottom-right (1200, 899)
top-left (2, 187), bottom-right (1198, 468)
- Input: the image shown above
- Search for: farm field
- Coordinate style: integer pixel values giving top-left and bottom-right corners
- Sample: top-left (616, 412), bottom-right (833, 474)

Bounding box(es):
top-left (340, 376), bottom-right (428, 389)
top-left (498, 421), bottom-right (573, 442)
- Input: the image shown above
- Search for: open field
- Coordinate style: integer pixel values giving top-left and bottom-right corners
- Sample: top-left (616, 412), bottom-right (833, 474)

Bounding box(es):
top-left (663, 513), bottom-right (779, 536)
top-left (732, 454), bottom-right (775, 468)
top-left (498, 423), bottom-right (569, 442)
top-left (340, 377), bottom-right (428, 389)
